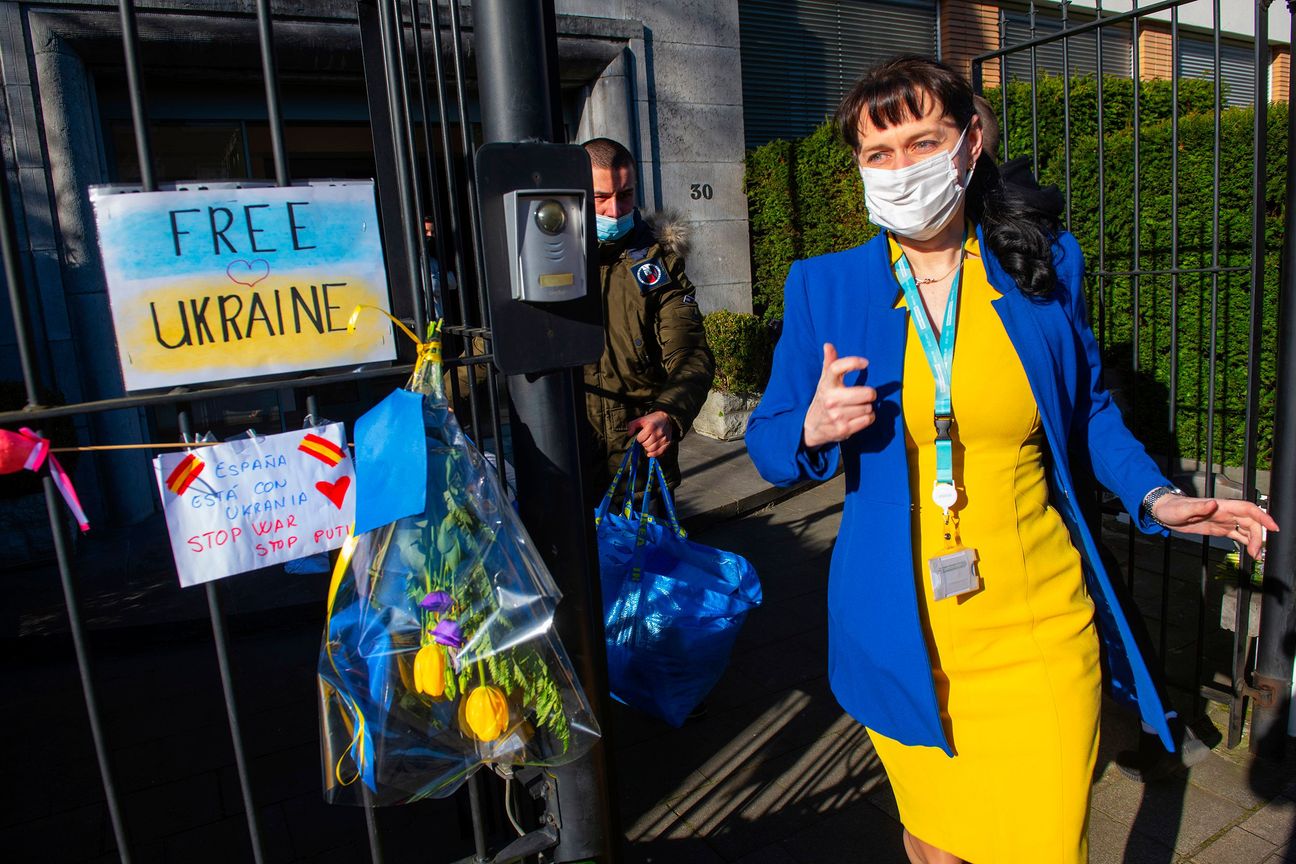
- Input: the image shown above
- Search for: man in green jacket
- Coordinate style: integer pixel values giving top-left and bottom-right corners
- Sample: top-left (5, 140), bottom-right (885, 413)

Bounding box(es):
top-left (581, 138), bottom-right (715, 500)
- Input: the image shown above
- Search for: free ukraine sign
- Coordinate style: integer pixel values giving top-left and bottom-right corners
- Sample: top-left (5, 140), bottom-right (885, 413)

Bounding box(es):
top-left (90, 181), bottom-right (397, 391)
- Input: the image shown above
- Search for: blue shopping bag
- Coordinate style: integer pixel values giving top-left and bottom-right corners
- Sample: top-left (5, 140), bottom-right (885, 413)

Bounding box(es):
top-left (595, 444), bottom-right (762, 727)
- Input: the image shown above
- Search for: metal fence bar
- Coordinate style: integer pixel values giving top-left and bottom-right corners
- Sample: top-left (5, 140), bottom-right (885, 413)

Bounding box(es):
top-left (118, 0), bottom-right (154, 192)
top-left (1061, 1), bottom-right (1072, 232)
top-left (1125, 0), bottom-right (1144, 592)
top-left (1241, 0), bottom-right (1271, 594)
top-left (1252, 0), bottom-right (1296, 760)
top-left (0, 364), bottom-right (414, 425)
top-left (376, 0), bottom-right (429, 338)
top-left (1095, 0), bottom-right (1108, 358)
top-left (1162, 2), bottom-right (1183, 675)
top-left (120, 3), bottom-right (275, 859)
top-left (467, 772), bottom-right (490, 863)
top-left (407, 0), bottom-right (450, 316)
top-left (255, 0), bottom-right (290, 187)
top-left (1029, 2), bottom-right (1040, 178)
top-left (999, 11), bottom-right (1009, 161)
top-left (362, 787), bottom-right (385, 864)
top-left (445, 0), bottom-right (506, 471)
top-left (391, 0), bottom-right (436, 326)
top-left (0, 129), bottom-right (134, 864)
top-left (1093, 266), bottom-right (1252, 277)
top-left (442, 1), bottom-right (506, 844)
top-left (201, 578), bottom-right (267, 864)
top-left (1227, 0), bottom-right (1271, 749)
top-left (426, 0), bottom-right (484, 441)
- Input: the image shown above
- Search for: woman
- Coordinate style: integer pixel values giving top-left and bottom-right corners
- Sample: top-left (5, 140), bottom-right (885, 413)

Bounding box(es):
top-left (745, 56), bottom-right (1277, 864)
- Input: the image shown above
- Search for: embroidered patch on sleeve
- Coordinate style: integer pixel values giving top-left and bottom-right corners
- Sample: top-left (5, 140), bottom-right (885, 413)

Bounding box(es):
top-left (632, 257), bottom-right (672, 291)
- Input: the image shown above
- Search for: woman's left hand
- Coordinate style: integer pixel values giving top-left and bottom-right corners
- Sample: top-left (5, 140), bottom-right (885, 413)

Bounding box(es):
top-left (1152, 494), bottom-right (1280, 560)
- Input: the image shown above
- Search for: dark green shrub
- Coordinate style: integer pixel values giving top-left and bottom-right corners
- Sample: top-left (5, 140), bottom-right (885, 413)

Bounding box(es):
top-left (745, 139), bottom-right (798, 323)
top-left (746, 124), bottom-right (873, 323)
top-left (704, 310), bottom-right (773, 395)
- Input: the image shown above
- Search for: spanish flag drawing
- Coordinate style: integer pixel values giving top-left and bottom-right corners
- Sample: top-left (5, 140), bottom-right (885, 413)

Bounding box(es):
top-left (165, 453), bottom-right (205, 495)
top-left (299, 433), bottom-right (345, 467)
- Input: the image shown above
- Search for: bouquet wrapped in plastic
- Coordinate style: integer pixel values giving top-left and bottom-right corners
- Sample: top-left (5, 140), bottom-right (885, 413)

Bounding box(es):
top-left (318, 321), bottom-right (600, 804)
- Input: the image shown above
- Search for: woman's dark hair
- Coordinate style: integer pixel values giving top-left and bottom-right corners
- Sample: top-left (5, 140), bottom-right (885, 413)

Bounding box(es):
top-left (835, 55), bottom-right (1060, 296)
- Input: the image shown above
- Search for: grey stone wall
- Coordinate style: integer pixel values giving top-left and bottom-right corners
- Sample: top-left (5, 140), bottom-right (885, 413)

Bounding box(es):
top-left (569, 0), bottom-right (752, 315)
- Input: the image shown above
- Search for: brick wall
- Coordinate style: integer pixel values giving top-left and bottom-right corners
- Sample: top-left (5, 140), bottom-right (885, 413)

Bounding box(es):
top-left (1273, 46), bottom-right (1290, 103)
top-left (941, 1), bottom-right (1001, 88)
top-left (1138, 22), bottom-right (1174, 80)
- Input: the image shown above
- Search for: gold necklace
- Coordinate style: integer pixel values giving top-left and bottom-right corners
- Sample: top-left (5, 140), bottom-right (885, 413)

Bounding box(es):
top-left (913, 253), bottom-right (965, 286)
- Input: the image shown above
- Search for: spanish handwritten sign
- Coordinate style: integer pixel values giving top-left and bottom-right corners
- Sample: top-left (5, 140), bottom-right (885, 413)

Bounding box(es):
top-left (153, 424), bottom-right (355, 587)
top-left (90, 182), bottom-right (396, 391)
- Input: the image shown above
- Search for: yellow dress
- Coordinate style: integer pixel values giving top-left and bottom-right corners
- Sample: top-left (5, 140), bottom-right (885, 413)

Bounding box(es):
top-left (867, 237), bottom-right (1101, 863)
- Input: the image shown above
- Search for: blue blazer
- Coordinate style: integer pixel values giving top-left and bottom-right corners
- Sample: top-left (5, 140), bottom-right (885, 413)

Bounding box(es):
top-left (746, 225), bottom-right (1175, 753)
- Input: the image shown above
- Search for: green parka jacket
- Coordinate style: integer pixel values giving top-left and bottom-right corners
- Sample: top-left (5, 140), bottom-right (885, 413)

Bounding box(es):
top-left (583, 212), bottom-right (714, 492)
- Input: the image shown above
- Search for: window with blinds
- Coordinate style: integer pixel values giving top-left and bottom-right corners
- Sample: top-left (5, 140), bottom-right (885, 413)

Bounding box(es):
top-left (1002, 10), bottom-right (1134, 82)
top-left (1178, 36), bottom-right (1258, 107)
top-left (738, 0), bottom-right (937, 148)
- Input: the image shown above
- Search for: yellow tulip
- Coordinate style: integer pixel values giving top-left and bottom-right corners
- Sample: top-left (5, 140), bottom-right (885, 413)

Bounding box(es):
top-left (464, 685), bottom-right (509, 741)
top-left (413, 645), bottom-right (446, 698)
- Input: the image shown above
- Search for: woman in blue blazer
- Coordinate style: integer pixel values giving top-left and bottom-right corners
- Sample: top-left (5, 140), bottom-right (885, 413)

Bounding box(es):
top-left (746, 56), bottom-right (1276, 864)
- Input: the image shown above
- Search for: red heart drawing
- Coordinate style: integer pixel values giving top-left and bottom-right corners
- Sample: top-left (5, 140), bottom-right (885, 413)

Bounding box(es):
top-left (226, 259), bottom-right (271, 287)
top-left (316, 476), bottom-right (351, 509)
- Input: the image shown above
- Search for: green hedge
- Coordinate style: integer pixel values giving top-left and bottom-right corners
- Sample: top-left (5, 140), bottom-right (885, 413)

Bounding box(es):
top-left (703, 309), bottom-right (773, 396)
top-left (744, 75), bottom-right (1284, 468)
top-left (746, 124), bottom-right (874, 322)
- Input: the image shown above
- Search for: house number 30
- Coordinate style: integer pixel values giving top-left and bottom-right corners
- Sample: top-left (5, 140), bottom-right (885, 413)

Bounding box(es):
top-left (689, 183), bottom-right (714, 200)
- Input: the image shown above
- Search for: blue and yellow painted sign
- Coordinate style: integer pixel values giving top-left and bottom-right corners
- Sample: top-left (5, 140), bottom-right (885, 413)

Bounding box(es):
top-left (90, 181), bottom-right (396, 391)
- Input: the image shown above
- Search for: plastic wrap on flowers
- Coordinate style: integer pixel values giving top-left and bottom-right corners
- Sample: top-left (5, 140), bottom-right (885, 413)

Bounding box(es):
top-left (317, 326), bottom-right (600, 805)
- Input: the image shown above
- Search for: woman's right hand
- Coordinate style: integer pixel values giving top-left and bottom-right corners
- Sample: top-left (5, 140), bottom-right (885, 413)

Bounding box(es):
top-left (802, 343), bottom-right (877, 449)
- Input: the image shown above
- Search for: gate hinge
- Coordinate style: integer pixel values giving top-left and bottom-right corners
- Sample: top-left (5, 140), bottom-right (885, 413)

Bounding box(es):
top-left (1240, 673), bottom-right (1284, 709)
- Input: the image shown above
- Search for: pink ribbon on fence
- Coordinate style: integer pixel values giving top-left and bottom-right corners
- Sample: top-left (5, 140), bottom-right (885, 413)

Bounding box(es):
top-left (0, 427), bottom-right (89, 532)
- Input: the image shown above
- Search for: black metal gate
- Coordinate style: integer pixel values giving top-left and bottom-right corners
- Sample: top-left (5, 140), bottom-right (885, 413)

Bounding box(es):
top-left (0, 1), bottom-right (527, 861)
top-left (972, 0), bottom-right (1287, 750)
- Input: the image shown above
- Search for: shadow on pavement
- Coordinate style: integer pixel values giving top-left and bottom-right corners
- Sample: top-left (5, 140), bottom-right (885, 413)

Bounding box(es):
top-left (613, 483), bottom-right (910, 864)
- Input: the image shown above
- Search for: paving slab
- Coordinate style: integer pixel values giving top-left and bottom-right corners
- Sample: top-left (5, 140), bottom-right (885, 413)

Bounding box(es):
top-left (1091, 772), bottom-right (1248, 855)
top-left (1087, 806), bottom-right (1179, 864)
top-left (780, 798), bottom-right (909, 864)
top-left (1191, 826), bottom-right (1280, 864)
top-left (1240, 797), bottom-right (1296, 848)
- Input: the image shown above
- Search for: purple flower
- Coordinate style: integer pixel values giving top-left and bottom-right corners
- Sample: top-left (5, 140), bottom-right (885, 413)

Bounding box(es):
top-left (420, 591), bottom-right (454, 614)
top-left (431, 618), bottom-right (464, 649)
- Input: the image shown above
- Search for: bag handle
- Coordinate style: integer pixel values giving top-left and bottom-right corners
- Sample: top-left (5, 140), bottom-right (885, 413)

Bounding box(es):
top-left (594, 445), bottom-right (638, 527)
top-left (593, 443), bottom-right (687, 541)
top-left (646, 456), bottom-right (687, 539)
top-left (622, 444), bottom-right (641, 519)
top-left (627, 454), bottom-right (660, 583)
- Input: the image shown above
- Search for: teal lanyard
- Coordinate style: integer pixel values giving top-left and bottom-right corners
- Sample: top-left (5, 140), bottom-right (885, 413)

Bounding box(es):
top-left (894, 239), bottom-right (965, 512)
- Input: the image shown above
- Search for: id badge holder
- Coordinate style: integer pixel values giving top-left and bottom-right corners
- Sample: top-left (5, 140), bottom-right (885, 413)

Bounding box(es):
top-left (929, 547), bottom-right (980, 601)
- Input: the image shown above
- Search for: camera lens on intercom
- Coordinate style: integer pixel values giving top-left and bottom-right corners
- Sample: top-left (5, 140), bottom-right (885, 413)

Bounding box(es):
top-left (534, 199), bottom-right (566, 234)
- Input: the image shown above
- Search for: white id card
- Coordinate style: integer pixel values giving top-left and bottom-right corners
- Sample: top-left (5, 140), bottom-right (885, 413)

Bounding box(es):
top-left (929, 547), bottom-right (980, 601)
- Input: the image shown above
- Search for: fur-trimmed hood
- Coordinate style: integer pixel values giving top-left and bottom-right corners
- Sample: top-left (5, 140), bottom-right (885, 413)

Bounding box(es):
top-left (642, 210), bottom-right (690, 259)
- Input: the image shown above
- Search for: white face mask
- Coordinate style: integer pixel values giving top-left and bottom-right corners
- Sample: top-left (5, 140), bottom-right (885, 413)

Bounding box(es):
top-left (858, 124), bottom-right (974, 241)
